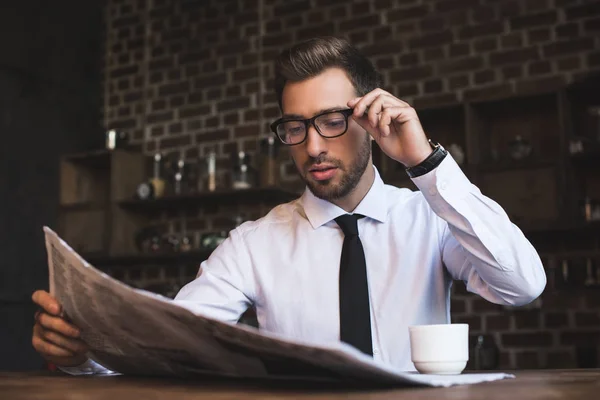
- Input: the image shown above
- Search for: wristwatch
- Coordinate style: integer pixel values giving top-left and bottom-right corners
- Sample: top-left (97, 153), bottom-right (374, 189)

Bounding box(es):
top-left (405, 140), bottom-right (448, 178)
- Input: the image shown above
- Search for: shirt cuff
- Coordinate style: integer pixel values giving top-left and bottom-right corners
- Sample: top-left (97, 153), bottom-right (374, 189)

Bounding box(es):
top-left (58, 358), bottom-right (117, 376)
top-left (410, 153), bottom-right (471, 206)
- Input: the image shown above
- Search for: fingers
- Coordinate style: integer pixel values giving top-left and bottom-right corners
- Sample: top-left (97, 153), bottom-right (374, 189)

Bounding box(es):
top-left (37, 311), bottom-right (81, 339)
top-left (32, 290), bottom-right (61, 316)
top-left (42, 328), bottom-right (88, 354)
top-left (348, 88), bottom-right (410, 117)
top-left (32, 324), bottom-right (76, 358)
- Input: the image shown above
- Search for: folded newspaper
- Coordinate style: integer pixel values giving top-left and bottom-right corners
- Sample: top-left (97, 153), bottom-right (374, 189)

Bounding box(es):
top-left (43, 226), bottom-right (514, 387)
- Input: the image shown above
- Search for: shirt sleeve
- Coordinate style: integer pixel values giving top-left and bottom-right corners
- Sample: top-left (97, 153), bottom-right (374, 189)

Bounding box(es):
top-left (411, 154), bottom-right (547, 306)
top-left (58, 358), bottom-right (118, 376)
top-left (173, 227), bottom-right (254, 322)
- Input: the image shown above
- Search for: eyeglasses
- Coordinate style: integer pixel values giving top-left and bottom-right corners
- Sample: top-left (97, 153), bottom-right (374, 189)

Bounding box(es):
top-left (270, 108), bottom-right (354, 146)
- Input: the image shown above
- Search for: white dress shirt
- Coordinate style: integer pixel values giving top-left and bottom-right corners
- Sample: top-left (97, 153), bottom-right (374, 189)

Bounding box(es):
top-left (62, 154), bottom-right (546, 374)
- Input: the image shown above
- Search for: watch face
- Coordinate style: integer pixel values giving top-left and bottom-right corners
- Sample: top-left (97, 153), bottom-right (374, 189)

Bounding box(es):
top-left (136, 182), bottom-right (153, 199)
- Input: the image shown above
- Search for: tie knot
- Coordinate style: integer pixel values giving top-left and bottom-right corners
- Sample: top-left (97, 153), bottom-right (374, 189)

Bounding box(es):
top-left (335, 214), bottom-right (363, 237)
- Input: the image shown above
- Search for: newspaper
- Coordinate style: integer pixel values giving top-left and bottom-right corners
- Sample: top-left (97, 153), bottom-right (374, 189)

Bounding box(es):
top-left (43, 226), bottom-right (514, 387)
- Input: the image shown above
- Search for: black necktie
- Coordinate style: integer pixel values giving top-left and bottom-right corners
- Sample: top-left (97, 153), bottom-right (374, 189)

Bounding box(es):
top-left (335, 214), bottom-right (373, 356)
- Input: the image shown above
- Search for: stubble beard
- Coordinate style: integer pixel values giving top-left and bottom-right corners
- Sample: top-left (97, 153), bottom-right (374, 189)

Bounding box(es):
top-left (296, 134), bottom-right (371, 202)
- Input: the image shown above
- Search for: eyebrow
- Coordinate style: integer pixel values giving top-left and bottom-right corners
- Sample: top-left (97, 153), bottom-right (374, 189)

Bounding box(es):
top-left (281, 107), bottom-right (346, 120)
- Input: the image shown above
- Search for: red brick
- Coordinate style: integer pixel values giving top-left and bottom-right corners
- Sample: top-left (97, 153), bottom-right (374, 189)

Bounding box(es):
top-left (273, 0), bottom-right (310, 16)
top-left (179, 105), bottom-right (211, 119)
top-left (420, 17), bottom-right (445, 32)
top-left (486, 314), bottom-right (511, 331)
top-left (423, 79), bottom-right (443, 94)
top-left (528, 27), bottom-right (551, 44)
top-left (510, 10), bottom-right (557, 30)
top-left (160, 135), bottom-right (191, 149)
top-left (338, 14), bottom-right (380, 32)
top-left (547, 350), bottom-right (576, 368)
top-left (409, 32), bottom-right (454, 50)
top-left (515, 76), bottom-right (567, 96)
top-left (471, 297), bottom-right (506, 312)
top-left (453, 315), bottom-right (482, 331)
top-left (557, 56), bottom-right (582, 72)
top-left (235, 124), bottom-right (260, 137)
top-left (389, 65), bottom-right (433, 82)
top-left (388, 5), bottom-right (430, 21)
top-left (544, 312), bottom-right (569, 329)
top-left (574, 312), bottom-right (600, 327)
top-left (473, 37), bottom-right (498, 52)
top-left (362, 41), bottom-right (404, 57)
top-left (458, 22), bottom-right (504, 40)
top-left (434, 0), bottom-right (479, 12)
top-left (502, 332), bottom-right (554, 348)
top-left (448, 75), bottom-right (469, 90)
top-left (423, 47), bottom-right (445, 62)
top-left (464, 83), bottom-right (514, 102)
top-left (584, 17), bottom-right (600, 34)
top-left (501, 65), bottom-right (524, 80)
top-left (474, 69), bottom-right (496, 85)
top-left (528, 60), bottom-right (552, 75)
top-left (449, 43), bottom-right (471, 58)
top-left (544, 38), bottom-right (595, 58)
top-left (501, 32), bottom-right (523, 49)
top-left (396, 83), bottom-right (420, 97)
top-left (560, 331), bottom-right (600, 346)
top-left (470, 6), bottom-right (496, 23)
top-left (399, 52), bottom-right (420, 66)
top-left (515, 351), bottom-right (541, 369)
top-left (439, 56), bottom-right (483, 74)
top-left (489, 47), bottom-right (540, 66)
top-left (413, 93), bottom-right (458, 109)
top-left (565, 2), bottom-right (600, 20)
top-left (498, 0), bottom-right (524, 18)
top-left (147, 111), bottom-right (174, 124)
top-left (196, 129), bottom-right (229, 143)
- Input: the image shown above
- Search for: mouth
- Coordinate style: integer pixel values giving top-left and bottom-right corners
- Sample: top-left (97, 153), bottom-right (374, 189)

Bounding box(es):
top-left (308, 164), bottom-right (338, 181)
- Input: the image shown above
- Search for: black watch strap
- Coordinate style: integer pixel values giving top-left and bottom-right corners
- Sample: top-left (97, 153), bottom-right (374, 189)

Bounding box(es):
top-left (405, 141), bottom-right (448, 178)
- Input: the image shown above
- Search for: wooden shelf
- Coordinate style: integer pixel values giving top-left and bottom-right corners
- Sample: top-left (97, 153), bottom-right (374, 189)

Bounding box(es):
top-left (118, 187), bottom-right (300, 214)
top-left (570, 149), bottom-right (600, 166)
top-left (521, 220), bottom-right (600, 235)
top-left (82, 249), bottom-right (213, 268)
top-left (477, 159), bottom-right (556, 174)
top-left (58, 202), bottom-right (106, 212)
top-left (62, 149), bottom-right (112, 169)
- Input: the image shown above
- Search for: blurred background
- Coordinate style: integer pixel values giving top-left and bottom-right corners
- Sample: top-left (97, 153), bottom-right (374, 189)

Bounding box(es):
top-left (1, 0), bottom-right (599, 372)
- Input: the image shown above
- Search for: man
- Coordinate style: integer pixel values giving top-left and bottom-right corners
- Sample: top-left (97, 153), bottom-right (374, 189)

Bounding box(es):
top-left (31, 37), bottom-right (546, 374)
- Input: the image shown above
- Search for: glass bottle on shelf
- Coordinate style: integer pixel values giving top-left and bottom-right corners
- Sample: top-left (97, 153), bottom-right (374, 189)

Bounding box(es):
top-left (259, 137), bottom-right (280, 187)
top-left (232, 151), bottom-right (256, 190)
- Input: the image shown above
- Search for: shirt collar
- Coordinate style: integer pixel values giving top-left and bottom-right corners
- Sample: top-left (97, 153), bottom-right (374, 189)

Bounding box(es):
top-left (300, 165), bottom-right (388, 229)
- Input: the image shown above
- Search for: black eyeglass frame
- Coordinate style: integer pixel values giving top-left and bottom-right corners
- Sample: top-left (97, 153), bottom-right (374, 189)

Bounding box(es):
top-left (269, 108), bottom-right (354, 146)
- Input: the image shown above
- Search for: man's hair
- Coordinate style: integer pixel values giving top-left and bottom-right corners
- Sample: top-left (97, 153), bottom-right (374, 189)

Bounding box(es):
top-left (274, 36), bottom-right (382, 109)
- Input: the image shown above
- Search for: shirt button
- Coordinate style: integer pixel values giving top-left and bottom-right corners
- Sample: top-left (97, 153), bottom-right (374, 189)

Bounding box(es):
top-left (373, 349), bottom-right (380, 355)
top-left (428, 187), bottom-right (437, 196)
top-left (439, 180), bottom-right (448, 191)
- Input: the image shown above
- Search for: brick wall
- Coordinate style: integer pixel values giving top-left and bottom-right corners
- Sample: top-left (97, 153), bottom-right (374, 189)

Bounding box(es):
top-left (102, 0), bottom-right (600, 370)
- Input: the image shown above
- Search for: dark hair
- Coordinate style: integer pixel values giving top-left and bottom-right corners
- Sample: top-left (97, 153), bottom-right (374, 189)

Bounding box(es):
top-left (274, 36), bottom-right (382, 109)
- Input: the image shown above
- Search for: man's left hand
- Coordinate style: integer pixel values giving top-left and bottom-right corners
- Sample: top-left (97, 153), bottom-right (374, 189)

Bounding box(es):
top-left (348, 89), bottom-right (432, 167)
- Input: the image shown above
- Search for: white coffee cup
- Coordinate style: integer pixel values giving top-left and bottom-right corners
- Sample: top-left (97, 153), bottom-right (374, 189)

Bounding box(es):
top-left (408, 323), bottom-right (469, 375)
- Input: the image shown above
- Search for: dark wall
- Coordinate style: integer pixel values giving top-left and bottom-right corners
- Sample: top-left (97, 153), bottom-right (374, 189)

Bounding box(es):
top-left (100, 0), bottom-right (600, 370)
top-left (0, 1), bottom-right (104, 370)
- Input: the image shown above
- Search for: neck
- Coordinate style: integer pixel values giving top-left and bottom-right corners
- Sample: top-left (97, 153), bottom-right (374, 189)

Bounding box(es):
top-left (331, 161), bottom-right (375, 212)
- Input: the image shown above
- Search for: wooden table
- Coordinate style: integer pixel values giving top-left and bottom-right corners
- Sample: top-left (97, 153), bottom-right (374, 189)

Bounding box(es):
top-left (1, 369), bottom-right (599, 399)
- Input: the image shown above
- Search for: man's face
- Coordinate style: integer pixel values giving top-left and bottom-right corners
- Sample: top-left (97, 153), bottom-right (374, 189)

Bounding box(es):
top-left (281, 68), bottom-right (371, 202)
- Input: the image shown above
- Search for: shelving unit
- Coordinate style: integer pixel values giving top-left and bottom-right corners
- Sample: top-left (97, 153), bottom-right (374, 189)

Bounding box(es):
top-left (373, 76), bottom-right (600, 237)
top-left (56, 148), bottom-right (300, 269)
top-left (58, 74), bottom-right (600, 280)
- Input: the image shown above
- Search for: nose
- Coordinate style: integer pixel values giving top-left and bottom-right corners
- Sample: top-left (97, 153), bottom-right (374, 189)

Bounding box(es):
top-left (304, 124), bottom-right (327, 159)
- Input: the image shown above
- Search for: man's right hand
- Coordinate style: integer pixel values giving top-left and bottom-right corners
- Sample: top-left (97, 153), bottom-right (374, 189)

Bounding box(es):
top-left (31, 290), bottom-right (89, 367)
